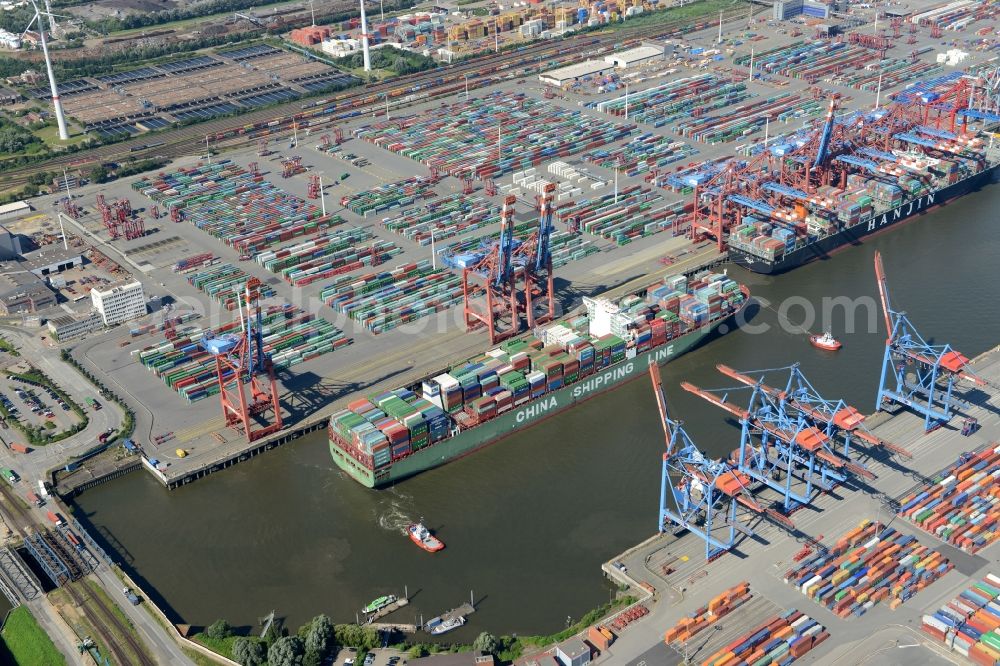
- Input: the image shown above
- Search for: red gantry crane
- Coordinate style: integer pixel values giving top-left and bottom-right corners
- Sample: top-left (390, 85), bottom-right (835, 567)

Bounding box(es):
top-left (200, 278), bottom-right (282, 442)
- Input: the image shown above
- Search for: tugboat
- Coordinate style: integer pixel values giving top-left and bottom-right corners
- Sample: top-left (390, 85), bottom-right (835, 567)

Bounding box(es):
top-left (430, 616), bottom-right (465, 635)
top-left (363, 594), bottom-right (397, 615)
top-left (408, 522), bottom-right (444, 553)
top-left (809, 331), bottom-right (842, 351)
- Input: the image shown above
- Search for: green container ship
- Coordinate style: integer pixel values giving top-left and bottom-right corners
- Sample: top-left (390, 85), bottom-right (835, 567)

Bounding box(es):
top-left (331, 270), bottom-right (749, 488)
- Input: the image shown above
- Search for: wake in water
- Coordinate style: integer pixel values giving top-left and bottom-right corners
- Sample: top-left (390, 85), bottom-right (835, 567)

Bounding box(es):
top-left (375, 489), bottom-right (415, 534)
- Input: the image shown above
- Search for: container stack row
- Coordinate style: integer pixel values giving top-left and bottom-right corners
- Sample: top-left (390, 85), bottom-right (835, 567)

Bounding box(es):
top-left (836, 58), bottom-right (941, 92)
top-left (134, 160), bottom-right (340, 256)
top-left (352, 92), bottom-right (634, 179)
top-left (733, 41), bottom-right (877, 82)
top-left (254, 227), bottom-right (402, 287)
top-left (130, 311), bottom-right (201, 338)
top-left (698, 609), bottom-right (829, 666)
top-left (583, 133), bottom-right (698, 176)
top-left (134, 305), bottom-right (350, 401)
top-left (172, 253), bottom-right (217, 273)
top-left (186, 263), bottom-right (277, 311)
top-left (673, 93), bottom-right (830, 144)
top-left (663, 582), bottom-right (752, 645)
top-left (320, 260), bottom-right (464, 334)
top-left (439, 221), bottom-right (600, 270)
top-left (381, 194), bottom-right (501, 245)
top-left (922, 574), bottom-right (1000, 665)
top-left (553, 186), bottom-right (687, 244)
top-left (591, 75), bottom-right (754, 128)
top-left (897, 443), bottom-right (998, 554)
top-left (342, 176), bottom-right (439, 216)
top-left (783, 519), bottom-right (953, 616)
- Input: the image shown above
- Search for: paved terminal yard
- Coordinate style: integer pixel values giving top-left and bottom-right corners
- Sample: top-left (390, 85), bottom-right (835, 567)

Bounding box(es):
top-left (23, 0), bottom-right (999, 491)
top-left (596, 345), bottom-right (1000, 665)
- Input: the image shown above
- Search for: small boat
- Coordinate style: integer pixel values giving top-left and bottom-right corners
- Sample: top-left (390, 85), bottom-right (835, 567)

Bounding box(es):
top-left (408, 522), bottom-right (444, 553)
top-left (809, 332), bottom-right (842, 351)
top-left (363, 594), bottom-right (397, 615)
top-left (430, 616), bottom-right (465, 635)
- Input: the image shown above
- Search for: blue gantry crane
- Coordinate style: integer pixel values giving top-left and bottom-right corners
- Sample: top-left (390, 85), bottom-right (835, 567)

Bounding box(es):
top-left (200, 277), bottom-right (282, 442)
top-left (716, 364), bottom-right (912, 460)
top-left (874, 251), bottom-right (987, 431)
top-left (682, 366), bottom-right (876, 513)
top-left (462, 195), bottom-right (520, 344)
top-left (649, 364), bottom-right (793, 559)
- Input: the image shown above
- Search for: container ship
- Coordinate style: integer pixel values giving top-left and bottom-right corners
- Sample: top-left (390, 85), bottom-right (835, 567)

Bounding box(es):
top-left (330, 271), bottom-right (749, 488)
top-left (727, 151), bottom-right (1000, 274)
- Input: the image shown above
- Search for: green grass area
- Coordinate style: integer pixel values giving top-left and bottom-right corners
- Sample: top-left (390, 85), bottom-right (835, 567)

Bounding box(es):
top-left (184, 647), bottom-right (223, 666)
top-left (1, 606), bottom-right (68, 666)
top-left (191, 633), bottom-right (240, 660)
top-left (33, 123), bottom-right (91, 149)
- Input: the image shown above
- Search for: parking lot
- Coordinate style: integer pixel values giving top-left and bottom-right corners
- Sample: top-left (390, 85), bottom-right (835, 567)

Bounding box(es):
top-left (0, 373), bottom-right (83, 433)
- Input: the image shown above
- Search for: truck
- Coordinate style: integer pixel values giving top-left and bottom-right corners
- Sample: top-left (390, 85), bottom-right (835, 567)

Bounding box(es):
top-left (9, 443), bottom-right (29, 454)
top-left (123, 587), bottom-right (140, 606)
top-left (85, 397), bottom-right (102, 411)
top-left (1, 468), bottom-right (18, 484)
top-left (46, 511), bottom-right (64, 527)
top-left (25, 491), bottom-right (43, 507)
top-left (97, 429), bottom-right (114, 444)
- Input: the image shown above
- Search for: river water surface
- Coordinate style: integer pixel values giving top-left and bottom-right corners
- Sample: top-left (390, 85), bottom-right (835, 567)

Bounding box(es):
top-left (72, 186), bottom-right (1000, 639)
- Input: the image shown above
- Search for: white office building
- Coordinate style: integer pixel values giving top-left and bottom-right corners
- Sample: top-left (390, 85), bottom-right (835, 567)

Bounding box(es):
top-left (91, 280), bottom-right (146, 326)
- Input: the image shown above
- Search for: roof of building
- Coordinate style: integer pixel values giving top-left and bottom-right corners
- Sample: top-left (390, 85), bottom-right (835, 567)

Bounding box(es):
top-left (0, 269), bottom-right (51, 300)
top-left (555, 637), bottom-right (591, 659)
top-left (607, 45), bottom-right (664, 63)
top-left (92, 280), bottom-right (142, 297)
top-left (19, 246), bottom-right (83, 271)
top-left (540, 59), bottom-right (613, 82)
top-left (0, 201), bottom-right (30, 216)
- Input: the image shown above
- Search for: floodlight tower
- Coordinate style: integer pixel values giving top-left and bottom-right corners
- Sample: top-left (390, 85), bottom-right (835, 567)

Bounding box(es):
top-left (26, 0), bottom-right (68, 140)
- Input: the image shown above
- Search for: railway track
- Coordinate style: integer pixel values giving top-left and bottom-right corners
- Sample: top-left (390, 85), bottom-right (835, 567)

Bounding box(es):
top-left (0, 484), bottom-right (155, 665)
top-left (2, 4), bottom-right (749, 190)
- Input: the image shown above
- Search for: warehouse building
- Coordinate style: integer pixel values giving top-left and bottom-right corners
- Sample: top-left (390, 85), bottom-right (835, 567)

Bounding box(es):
top-left (773, 0), bottom-right (830, 20)
top-left (0, 270), bottom-right (55, 314)
top-left (0, 225), bottom-right (21, 260)
top-left (47, 312), bottom-right (103, 341)
top-left (21, 246), bottom-right (83, 277)
top-left (92, 280), bottom-right (146, 327)
top-left (539, 59), bottom-right (614, 86)
top-left (604, 44), bottom-right (664, 69)
top-left (0, 201), bottom-right (30, 221)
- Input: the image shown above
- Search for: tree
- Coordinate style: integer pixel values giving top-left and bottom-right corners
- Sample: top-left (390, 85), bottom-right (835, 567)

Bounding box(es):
top-left (88, 164), bottom-right (110, 184)
top-left (268, 635), bottom-right (305, 666)
top-left (473, 631), bottom-right (499, 655)
top-left (303, 614), bottom-right (335, 665)
top-left (232, 637), bottom-right (266, 666)
top-left (204, 619), bottom-right (233, 640)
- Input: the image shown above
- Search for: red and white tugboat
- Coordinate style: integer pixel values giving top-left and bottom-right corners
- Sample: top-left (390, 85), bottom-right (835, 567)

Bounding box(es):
top-left (809, 331), bottom-right (842, 351)
top-left (408, 522), bottom-right (444, 553)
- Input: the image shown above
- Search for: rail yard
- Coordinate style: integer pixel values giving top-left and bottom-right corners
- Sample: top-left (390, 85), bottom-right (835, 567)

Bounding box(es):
top-left (0, 0), bottom-right (996, 662)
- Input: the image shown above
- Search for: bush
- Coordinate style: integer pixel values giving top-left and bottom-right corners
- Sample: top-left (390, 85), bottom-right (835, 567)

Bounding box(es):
top-left (204, 619), bottom-right (233, 640)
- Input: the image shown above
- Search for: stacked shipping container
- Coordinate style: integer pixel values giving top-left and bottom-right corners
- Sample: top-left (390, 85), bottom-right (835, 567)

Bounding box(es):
top-left (553, 187), bottom-right (687, 244)
top-left (698, 609), bottom-right (829, 666)
top-left (783, 519), bottom-right (953, 616)
top-left (352, 93), bottom-right (634, 179)
top-left (134, 306), bottom-right (351, 401)
top-left (921, 574), bottom-right (1000, 665)
top-left (253, 227), bottom-right (401, 286)
top-left (134, 161), bottom-right (340, 256)
top-left (664, 582), bottom-right (752, 645)
top-left (342, 176), bottom-right (439, 216)
top-left (898, 443), bottom-right (999, 554)
top-left (583, 133), bottom-right (698, 176)
top-left (439, 220), bottom-right (599, 270)
top-left (381, 194), bottom-right (501, 245)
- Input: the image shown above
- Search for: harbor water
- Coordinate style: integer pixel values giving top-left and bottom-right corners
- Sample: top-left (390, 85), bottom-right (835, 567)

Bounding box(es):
top-left (72, 185), bottom-right (1000, 638)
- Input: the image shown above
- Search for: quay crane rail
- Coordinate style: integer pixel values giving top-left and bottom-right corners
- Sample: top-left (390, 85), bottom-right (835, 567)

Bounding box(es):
top-left (200, 277), bottom-right (282, 442)
top-left (874, 251), bottom-right (988, 431)
top-left (649, 363), bottom-right (793, 560)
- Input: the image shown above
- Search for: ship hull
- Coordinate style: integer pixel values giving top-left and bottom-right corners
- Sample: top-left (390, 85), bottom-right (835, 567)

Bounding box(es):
top-left (729, 167), bottom-right (997, 275)
top-left (330, 303), bottom-right (744, 489)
